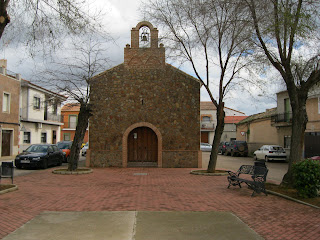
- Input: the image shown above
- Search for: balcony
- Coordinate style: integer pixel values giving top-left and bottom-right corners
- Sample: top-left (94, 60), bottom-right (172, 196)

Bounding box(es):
top-left (201, 121), bottom-right (215, 131)
top-left (271, 112), bottom-right (292, 127)
top-left (45, 112), bottom-right (63, 122)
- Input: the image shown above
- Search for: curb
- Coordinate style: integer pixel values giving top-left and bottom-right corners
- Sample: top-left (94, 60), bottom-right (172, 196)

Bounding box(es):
top-left (52, 168), bottom-right (93, 175)
top-left (0, 184), bottom-right (18, 195)
top-left (190, 170), bottom-right (228, 176)
top-left (266, 190), bottom-right (320, 209)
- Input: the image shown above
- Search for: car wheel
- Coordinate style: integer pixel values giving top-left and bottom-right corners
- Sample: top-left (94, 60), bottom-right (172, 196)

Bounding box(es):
top-left (15, 164), bottom-right (22, 169)
top-left (253, 155), bottom-right (257, 161)
top-left (265, 156), bottom-right (269, 162)
top-left (42, 159), bottom-right (48, 169)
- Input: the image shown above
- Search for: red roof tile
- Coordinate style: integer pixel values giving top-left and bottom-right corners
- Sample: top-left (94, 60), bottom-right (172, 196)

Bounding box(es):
top-left (61, 103), bottom-right (80, 112)
top-left (224, 116), bottom-right (248, 123)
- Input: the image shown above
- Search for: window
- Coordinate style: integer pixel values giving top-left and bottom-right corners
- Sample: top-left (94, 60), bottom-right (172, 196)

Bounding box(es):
top-left (63, 133), bottom-right (71, 141)
top-left (52, 145), bottom-right (59, 152)
top-left (2, 92), bottom-right (10, 113)
top-left (33, 96), bottom-right (41, 110)
top-left (69, 115), bottom-right (77, 129)
top-left (23, 132), bottom-right (31, 143)
top-left (202, 116), bottom-right (211, 122)
top-left (284, 136), bottom-right (291, 148)
top-left (47, 146), bottom-right (53, 153)
top-left (41, 132), bottom-right (47, 143)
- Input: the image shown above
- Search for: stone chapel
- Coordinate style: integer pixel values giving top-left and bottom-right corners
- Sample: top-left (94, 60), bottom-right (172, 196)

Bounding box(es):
top-left (88, 21), bottom-right (201, 168)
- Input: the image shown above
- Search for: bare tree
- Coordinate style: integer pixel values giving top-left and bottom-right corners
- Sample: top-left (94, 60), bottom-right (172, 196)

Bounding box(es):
top-left (0, 0), bottom-right (105, 55)
top-left (245, 0), bottom-right (320, 186)
top-left (144, 0), bottom-right (254, 172)
top-left (37, 35), bottom-right (110, 171)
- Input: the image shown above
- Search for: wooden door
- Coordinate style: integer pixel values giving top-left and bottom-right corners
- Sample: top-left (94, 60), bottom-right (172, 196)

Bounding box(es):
top-left (1, 130), bottom-right (11, 156)
top-left (201, 132), bottom-right (209, 143)
top-left (128, 127), bottom-right (158, 163)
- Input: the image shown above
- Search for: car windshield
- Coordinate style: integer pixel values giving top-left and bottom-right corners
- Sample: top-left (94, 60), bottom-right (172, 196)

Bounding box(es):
top-left (57, 142), bottom-right (71, 149)
top-left (271, 146), bottom-right (284, 151)
top-left (26, 145), bottom-right (48, 153)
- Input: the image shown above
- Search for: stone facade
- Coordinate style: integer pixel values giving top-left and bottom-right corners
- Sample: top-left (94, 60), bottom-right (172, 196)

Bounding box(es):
top-left (89, 21), bottom-right (201, 168)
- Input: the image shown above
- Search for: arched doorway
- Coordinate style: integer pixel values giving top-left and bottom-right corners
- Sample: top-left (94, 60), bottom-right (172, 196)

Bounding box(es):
top-left (127, 127), bottom-right (158, 167)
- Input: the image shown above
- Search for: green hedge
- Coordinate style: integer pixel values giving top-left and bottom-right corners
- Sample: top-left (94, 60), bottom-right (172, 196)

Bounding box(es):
top-left (293, 159), bottom-right (320, 198)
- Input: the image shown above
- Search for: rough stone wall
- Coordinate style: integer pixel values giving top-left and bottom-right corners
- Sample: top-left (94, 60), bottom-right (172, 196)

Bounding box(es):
top-left (90, 64), bottom-right (200, 167)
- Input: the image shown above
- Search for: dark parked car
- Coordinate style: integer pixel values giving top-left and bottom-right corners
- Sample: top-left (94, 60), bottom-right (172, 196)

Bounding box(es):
top-left (218, 142), bottom-right (229, 155)
top-left (225, 140), bottom-right (248, 157)
top-left (15, 144), bottom-right (64, 169)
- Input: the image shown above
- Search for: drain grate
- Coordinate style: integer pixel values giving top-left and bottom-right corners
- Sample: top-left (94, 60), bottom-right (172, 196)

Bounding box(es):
top-left (133, 173), bottom-right (148, 176)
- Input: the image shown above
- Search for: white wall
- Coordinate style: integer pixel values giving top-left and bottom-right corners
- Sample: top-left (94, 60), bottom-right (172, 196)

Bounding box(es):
top-left (19, 122), bottom-right (61, 151)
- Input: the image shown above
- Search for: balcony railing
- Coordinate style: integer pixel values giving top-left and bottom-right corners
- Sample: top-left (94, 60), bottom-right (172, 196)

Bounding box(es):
top-left (201, 121), bottom-right (215, 130)
top-left (271, 112), bottom-right (292, 123)
top-left (45, 113), bottom-right (62, 122)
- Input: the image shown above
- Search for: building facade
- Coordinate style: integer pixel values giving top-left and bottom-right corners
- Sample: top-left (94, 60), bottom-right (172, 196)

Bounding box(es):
top-left (237, 86), bottom-right (320, 157)
top-left (89, 21), bottom-right (201, 168)
top-left (60, 103), bottom-right (89, 143)
top-left (19, 80), bottom-right (67, 150)
top-left (200, 101), bottom-right (246, 144)
top-left (236, 108), bottom-right (278, 154)
top-left (0, 60), bottom-right (20, 157)
top-left (271, 88), bottom-right (320, 158)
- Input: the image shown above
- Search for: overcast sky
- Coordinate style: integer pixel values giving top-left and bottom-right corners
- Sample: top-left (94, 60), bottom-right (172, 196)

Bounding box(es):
top-left (0, 0), bottom-right (282, 116)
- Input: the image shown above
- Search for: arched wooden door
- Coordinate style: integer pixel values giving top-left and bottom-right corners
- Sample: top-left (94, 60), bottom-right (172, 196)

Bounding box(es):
top-left (128, 127), bottom-right (158, 166)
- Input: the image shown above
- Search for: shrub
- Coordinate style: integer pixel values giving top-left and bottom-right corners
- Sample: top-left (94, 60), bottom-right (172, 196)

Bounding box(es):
top-left (293, 159), bottom-right (320, 198)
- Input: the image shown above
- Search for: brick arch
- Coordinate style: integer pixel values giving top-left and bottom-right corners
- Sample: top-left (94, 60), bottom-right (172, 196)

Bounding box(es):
top-left (122, 122), bottom-right (162, 167)
top-left (135, 21), bottom-right (155, 30)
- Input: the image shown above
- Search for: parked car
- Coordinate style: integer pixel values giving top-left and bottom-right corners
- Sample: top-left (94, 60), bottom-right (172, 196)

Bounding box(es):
top-left (81, 142), bottom-right (89, 156)
top-left (218, 142), bottom-right (229, 155)
top-left (15, 144), bottom-right (64, 169)
top-left (253, 145), bottom-right (287, 162)
top-left (200, 143), bottom-right (212, 152)
top-left (225, 140), bottom-right (248, 157)
top-left (57, 141), bottom-right (73, 162)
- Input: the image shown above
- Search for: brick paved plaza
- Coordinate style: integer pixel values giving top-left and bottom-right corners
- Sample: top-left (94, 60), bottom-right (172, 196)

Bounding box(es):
top-left (0, 168), bottom-right (319, 239)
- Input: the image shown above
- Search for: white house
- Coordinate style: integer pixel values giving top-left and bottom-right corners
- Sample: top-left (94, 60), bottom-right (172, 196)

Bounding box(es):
top-left (19, 80), bottom-right (67, 150)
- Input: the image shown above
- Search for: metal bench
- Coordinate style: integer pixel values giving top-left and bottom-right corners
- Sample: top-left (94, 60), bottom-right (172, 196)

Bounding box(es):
top-left (227, 165), bottom-right (268, 196)
top-left (0, 162), bottom-right (14, 184)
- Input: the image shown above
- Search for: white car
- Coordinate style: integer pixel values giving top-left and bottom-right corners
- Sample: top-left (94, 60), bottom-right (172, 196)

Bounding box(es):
top-left (81, 142), bottom-right (89, 156)
top-left (253, 145), bottom-right (287, 162)
top-left (200, 143), bottom-right (212, 152)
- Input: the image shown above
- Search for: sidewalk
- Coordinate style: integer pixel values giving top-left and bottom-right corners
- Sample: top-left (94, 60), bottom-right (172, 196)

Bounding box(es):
top-left (0, 167), bottom-right (319, 240)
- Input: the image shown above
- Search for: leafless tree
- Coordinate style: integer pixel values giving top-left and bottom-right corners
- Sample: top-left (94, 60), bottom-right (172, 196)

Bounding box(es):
top-left (36, 35), bottom-right (110, 171)
top-left (0, 0), bottom-right (105, 56)
top-left (244, 0), bottom-right (320, 186)
top-left (143, 0), bottom-right (254, 172)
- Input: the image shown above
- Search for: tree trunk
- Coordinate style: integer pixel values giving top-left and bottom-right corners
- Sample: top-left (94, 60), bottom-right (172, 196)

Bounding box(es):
top-left (207, 103), bottom-right (225, 173)
top-left (68, 103), bottom-right (91, 171)
top-left (0, 1), bottom-right (10, 40)
top-left (281, 91), bottom-right (308, 186)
